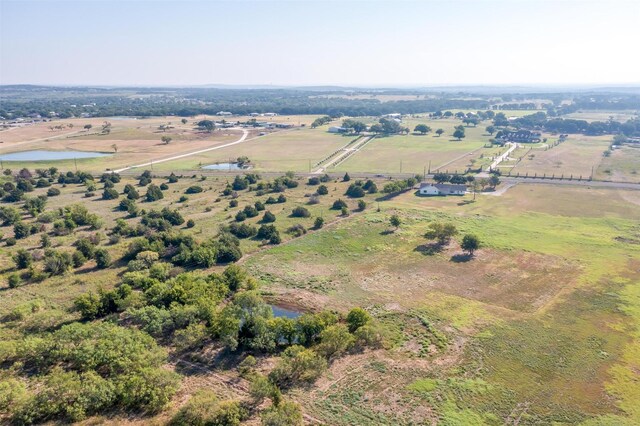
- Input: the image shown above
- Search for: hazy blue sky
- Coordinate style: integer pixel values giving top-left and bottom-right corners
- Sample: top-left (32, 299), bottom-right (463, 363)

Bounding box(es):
top-left (1, 0), bottom-right (639, 86)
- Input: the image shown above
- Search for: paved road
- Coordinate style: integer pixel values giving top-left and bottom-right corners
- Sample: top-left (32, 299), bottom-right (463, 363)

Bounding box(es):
top-left (312, 135), bottom-right (373, 174)
top-left (113, 129), bottom-right (249, 173)
top-left (477, 142), bottom-right (518, 177)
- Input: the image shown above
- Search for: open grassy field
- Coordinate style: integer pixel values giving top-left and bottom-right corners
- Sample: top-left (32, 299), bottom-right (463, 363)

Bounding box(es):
top-left (243, 183), bottom-right (640, 424)
top-left (153, 127), bottom-right (352, 172)
top-left (563, 111), bottom-right (639, 122)
top-left (596, 145), bottom-right (640, 182)
top-left (333, 118), bottom-right (493, 174)
top-left (510, 135), bottom-right (611, 179)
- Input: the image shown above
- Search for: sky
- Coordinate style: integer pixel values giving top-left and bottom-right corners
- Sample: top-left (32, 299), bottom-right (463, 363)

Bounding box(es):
top-left (1, 0), bottom-right (639, 87)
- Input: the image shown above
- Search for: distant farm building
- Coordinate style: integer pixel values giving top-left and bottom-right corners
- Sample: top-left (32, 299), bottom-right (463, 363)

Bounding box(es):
top-left (263, 112), bottom-right (278, 117)
top-left (419, 183), bottom-right (466, 196)
top-left (275, 123), bottom-right (293, 129)
top-left (328, 126), bottom-right (347, 133)
top-left (217, 111), bottom-right (233, 116)
top-left (499, 130), bottom-right (541, 143)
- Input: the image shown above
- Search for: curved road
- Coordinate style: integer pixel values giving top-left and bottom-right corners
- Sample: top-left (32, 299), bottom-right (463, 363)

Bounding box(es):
top-left (113, 129), bottom-right (249, 173)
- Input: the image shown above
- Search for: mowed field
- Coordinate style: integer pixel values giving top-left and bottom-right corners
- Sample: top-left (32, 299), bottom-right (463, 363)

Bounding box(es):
top-left (596, 145), bottom-right (640, 182)
top-left (333, 117), bottom-right (493, 174)
top-left (510, 135), bottom-right (611, 178)
top-left (563, 111), bottom-right (638, 122)
top-left (153, 127), bottom-right (352, 172)
top-left (244, 183), bottom-right (640, 424)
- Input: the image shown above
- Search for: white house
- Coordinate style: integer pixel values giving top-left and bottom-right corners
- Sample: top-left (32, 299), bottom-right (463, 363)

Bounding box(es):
top-left (328, 126), bottom-right (346, 133)
top-left (217, 111), bottom-right (233, 116)
top-left (419, 183), bottom-right (466, 196)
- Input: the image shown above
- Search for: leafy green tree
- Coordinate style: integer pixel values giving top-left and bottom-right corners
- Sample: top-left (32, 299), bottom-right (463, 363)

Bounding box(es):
top-left (414, 124), bottom-right (431, 134)
top-left (261, 400), bottom-right (303, 426)
top-left (269, 345), bottom-right (327, 387)
top-left (390, 214), bottom-right (401, 230)
top-left (435, 128), bottom-right (444, 137)
top-left (424, 222), bottom-right (458, 245)
top-left (461, 234), bottom-right (480, 256)
top-left (453, 126), bottom-right (465, 140)
top-left (314, 217), bottom-right (324, 229)
top-left (94, 248), bottom-right (112, 269)
top-left (316, 324), bottom-right (355, 358)
top-left (161, 136), bottom-right (172, 145)
top-left (145, 184), bottom-right (164, 202)
top-left (13, 249), bottom-right (33, 269)
top-left (489, 175), bottom-right (501, 188)
top-left (486, 125), bottom-right (496, 135)
top-left (170, 390), bottom-right (245, 426)
top-left (317, 185), bottom-right (328, 195)
top-left (346, 307), bottom-right (371, 332)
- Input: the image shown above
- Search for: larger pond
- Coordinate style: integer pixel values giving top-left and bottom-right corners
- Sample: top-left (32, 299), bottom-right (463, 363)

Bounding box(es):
top-left (271, 305), bottom-right (302, 319)
top-left (0, 150), bottom-right (111, 162)
top-left (202, 162), bottom-right (249, 170)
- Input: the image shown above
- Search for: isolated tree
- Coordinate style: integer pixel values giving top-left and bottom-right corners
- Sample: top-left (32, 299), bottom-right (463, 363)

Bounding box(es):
top-left (453, 126), bottom-right (465, 141)
top-left (489, 175), bottom-right (501, 188)
top-left (486, 125), bottom-right (496, 135)
top-left (478, 178), bottom-right (489, 191)
top-left (197, 120), bottom-right (215, 132)
top-left (84, 124), bottom-right (92, 131)
top-left (343, 172), bottom-right (351, 182)
top-left (389, 214), bottom-right (401, 230)
top-left (414, 124), bottom-right (431, 135)
top-left (161, 136), bottom-right (172, 145)
top-left (181, 118), bottom-right (188, 125)
top-left (424, 222), bottom-right (458, 245)
top-left (461, 234), bottom-right (480, 256)
top-left (435, 128), bottom-right (444, 137)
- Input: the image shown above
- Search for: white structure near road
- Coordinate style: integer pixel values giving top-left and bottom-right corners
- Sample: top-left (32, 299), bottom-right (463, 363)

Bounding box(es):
top-left (419, 183), bottom-right (466, 196)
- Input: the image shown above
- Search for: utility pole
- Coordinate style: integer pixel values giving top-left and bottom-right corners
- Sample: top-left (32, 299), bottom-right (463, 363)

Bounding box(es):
top-left (74, 158), bottom-right (77, 172)
top-left (423, 166), bottom-right (426, 181)
top-left (428, 160), bottom-right (431, 174)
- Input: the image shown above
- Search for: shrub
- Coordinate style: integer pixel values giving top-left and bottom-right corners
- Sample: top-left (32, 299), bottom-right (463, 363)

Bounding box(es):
top-left (229, 199), bottom-right (239, 207)
top-left (269, 345), bottom-right (327, 387)
top-left (308, 177), bottom-right (320, 185)
top-left (331, 199), bottom-right (347, 210)
top-left (262, 211), bottom-right (276, 223)
top-left (170, 390), bottom-right (245, 426)
top-left (314, 217), bottom-right (324, 229)
top-left (72, 251), bottom-right (87, 268)
top-left (43, 250), bottom-right (73, 275)
top-left (277, 194), bottom-right (287, 203)
top-left (316, 324), bottom-right (355, 358)
top-left (357, 200), bottom-right (367, 211)
top-left (291, 207), bottom-right (310, 218)
top-left (13, 222), bottom-right (31, 239)
top-left (286, 224), bottom-right (306, 237)
top-left (254, 201), bottom-right (265, 211)
top-left (145, 184), bottom-right (164, 202)
top-left (346, 307), bottom-right (371, 332)
top-left (6, 237), bottom-right (16, 246)
top-left (47, 187), bottom-right (61, 197)
top-left (261, 400), bottom-right (303, 426)
top-left (343, 172), bottom-right (351, 182)
top-left (243, 205), bottom-right (259, 218)
top-left (317, 185), bottom-right (328, 195)
top-left (345, 183), bottom-right (365, 198)
top-left (7, 273), bottom-right (21, 288)
top-left (185, 185), bottom-right (203, 194)
top-left (94, 248), bottom-right (112, 269)
top-left (13, 249), bottom-right (33, 269)
top-left (159, 183), bottom-right (169, 191)
top-left (186, 219), bottom-right (195, 228)
top-left (102, 188), bottom-right (119, 200)
top-left (235, 211), bottom-right (247, 222)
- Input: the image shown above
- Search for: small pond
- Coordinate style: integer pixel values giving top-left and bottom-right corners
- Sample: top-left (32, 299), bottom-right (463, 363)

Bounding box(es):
top-left (0, 150), bottom-right (111, 162)
top-left (271, 305), bottom-right (302, 319)
top-left (202, 162), bottom-right (249, 170)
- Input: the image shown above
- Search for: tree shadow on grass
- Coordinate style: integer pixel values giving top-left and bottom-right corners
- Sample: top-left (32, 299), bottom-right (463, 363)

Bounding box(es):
top-left (414, 242), bottom-right (444, 256)
top-left (450, 253), bottom-right (473, 263)
top-left (379, 229), bottom-right (394, 236)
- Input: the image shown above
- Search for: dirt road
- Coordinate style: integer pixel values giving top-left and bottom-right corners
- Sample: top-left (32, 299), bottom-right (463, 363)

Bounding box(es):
top-left (113, 129), bottom-right (249, 173)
